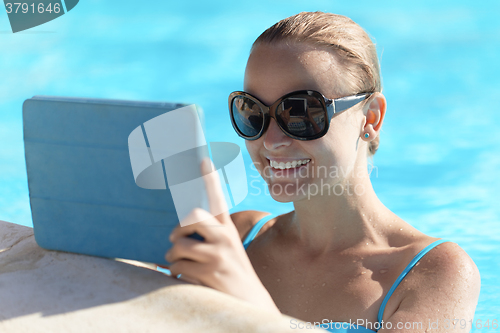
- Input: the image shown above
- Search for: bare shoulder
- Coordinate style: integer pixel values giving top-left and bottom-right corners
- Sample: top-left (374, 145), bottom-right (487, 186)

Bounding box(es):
top-left (389, 218), bottom-right (480, 291)
top-left (417, 241), bottom-right (479, 276)
top-left (408, 241), bottom-right (480, 291)
top-left (382, 240), bottom-right (481, 331)
top-left (230, 210), bottom-right (272, 242)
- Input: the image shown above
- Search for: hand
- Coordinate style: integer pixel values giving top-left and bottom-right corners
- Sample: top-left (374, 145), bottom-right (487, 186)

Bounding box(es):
top-left (165, 158), bottom-right (280, 314)
top-left (305, 107), bottom-right (322, 133)
top-left (281, 106), bottom-right (292, 124)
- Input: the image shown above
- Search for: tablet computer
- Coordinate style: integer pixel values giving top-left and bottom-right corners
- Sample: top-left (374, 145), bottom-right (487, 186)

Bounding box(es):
top-left (23, 96), bottom-right (218, 265)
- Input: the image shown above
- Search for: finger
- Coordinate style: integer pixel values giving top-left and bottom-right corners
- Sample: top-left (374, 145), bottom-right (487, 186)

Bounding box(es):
top-left (177, 274), bottom-right (202, 285)
top-left (200, 157), bottom-right (230, 224)
top-left (165, 236), bottom-right (214, 263)
top-left (181, 205), bottom-right (221, 228)
top-left (170, 208), bottom-right (226, 243)
top-left (168, 259), bottom-right (206, 285)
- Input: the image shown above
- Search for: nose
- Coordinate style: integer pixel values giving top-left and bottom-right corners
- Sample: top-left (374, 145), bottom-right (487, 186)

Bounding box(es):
top-left (263, 118), bottom-right (292, 151)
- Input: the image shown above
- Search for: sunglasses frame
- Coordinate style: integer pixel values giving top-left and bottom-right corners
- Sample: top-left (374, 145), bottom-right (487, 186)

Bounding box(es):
top-left (228, 90), bottom-right (373, 141)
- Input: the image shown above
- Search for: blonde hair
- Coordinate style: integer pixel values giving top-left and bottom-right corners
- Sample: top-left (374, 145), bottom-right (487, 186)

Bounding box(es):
top-left (251, 11), bottom-right (382, 156)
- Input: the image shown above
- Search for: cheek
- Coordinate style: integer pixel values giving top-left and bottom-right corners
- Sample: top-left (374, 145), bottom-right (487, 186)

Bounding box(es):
top-left (306, 141), bottom-right (337, 168)
top-left (326, 115), bottom-right (360, 152)
top-left (245, 140), bottom-right (268, 178)
top-left (311, 125), bottom-right (356, 168)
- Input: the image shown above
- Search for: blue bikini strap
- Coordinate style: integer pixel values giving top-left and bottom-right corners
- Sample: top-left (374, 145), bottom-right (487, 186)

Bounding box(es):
top-left (377, 239), bottom-right (451, 323)
top-left (242, 214), bottom-right (274, 250)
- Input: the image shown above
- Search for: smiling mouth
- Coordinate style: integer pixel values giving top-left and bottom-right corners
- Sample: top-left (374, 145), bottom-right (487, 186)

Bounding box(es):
top-left (267, 158), bottom-right (311, 170)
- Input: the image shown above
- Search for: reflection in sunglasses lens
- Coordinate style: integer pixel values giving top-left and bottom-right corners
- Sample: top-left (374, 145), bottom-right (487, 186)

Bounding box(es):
top-left (277, 95), bottom-right (325, 138)
top-left (232, 96), bottom-right (263, 137)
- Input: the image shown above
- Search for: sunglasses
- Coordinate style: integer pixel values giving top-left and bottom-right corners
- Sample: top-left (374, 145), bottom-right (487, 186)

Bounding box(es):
top-left (229, 90), bottom-right (372, 141)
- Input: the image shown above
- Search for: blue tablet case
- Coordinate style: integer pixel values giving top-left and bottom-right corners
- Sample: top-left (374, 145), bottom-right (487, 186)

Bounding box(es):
top-left (23, 96), bottom-right (203, 265)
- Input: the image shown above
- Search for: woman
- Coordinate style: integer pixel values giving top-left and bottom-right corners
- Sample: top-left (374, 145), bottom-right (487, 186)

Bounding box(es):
top-left (165, 12), bottom-right (480, 332)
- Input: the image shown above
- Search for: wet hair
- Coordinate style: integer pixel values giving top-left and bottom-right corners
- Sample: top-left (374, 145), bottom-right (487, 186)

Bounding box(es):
top-left (251, 11), bottom-right (382, 156)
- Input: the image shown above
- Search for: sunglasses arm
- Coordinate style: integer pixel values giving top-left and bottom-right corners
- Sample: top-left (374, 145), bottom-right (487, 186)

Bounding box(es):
top-left (327, 93), bottom-right (371, 120)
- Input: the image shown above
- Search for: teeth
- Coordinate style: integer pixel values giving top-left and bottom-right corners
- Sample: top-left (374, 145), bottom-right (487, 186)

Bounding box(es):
top-left (269, 159), bottom-right (310, 170)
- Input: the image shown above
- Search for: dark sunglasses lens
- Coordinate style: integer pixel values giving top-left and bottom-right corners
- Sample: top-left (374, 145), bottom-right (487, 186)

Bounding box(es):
top-left (277, 94), bottom-right (326, 138)
top-left (231, 96), bottom-right (264, 137)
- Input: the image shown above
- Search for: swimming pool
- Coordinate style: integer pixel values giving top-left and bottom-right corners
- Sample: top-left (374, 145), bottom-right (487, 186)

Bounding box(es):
top-left (0, 0), bottom-right (498, 328)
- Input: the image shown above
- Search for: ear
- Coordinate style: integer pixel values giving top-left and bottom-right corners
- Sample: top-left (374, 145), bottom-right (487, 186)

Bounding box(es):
top-left (360, 92), bottom-right (386, 141)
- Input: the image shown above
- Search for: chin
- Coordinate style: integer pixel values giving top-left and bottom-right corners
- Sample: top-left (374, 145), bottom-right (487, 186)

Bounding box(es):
top-left (266, 181), bottom-right (308, 203)
top-left (269, 193), bottom-right (295, 203)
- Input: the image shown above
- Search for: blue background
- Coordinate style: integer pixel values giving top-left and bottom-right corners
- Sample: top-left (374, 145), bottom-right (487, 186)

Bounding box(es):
top-left (0, 0), bottom-right (498, 327)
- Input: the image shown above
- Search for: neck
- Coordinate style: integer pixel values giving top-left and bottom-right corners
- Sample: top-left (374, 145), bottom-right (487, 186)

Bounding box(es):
top-left (288, 168), bottom-right (392, 255)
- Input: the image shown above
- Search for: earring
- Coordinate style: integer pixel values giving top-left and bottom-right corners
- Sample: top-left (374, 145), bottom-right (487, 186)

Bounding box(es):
top-left (364, 133), bottom-right (370, 138)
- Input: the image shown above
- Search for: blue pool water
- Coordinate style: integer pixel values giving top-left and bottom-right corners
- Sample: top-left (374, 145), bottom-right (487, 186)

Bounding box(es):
top-left (0, 0), bottom-right (498, 328)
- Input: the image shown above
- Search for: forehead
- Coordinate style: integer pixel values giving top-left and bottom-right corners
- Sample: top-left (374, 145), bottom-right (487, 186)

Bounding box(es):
top-left (243, 43), bottom-right (345, 104)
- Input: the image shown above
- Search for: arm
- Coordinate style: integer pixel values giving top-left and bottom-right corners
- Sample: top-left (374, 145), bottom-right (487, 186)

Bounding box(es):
top-left (165, 159), bottom-right (281, 315)
top-left (378, 242), bottom-right (481, 333)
